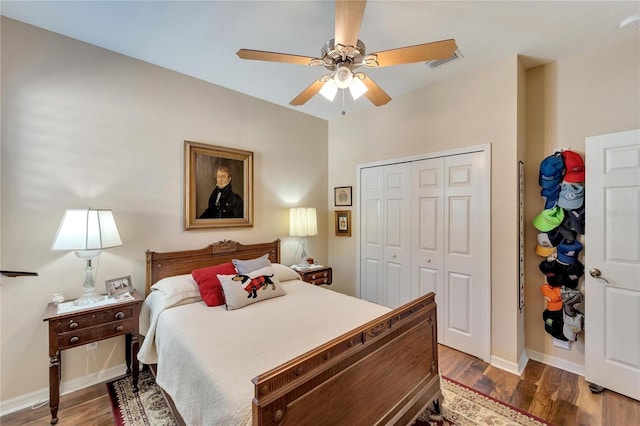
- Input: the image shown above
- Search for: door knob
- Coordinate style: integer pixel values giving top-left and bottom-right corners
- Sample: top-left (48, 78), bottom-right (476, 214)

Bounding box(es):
top-left (589, 268), bottom-right (610, 284)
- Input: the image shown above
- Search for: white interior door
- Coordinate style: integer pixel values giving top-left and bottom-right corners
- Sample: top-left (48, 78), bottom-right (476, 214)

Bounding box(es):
top-left (360, 167), bottom-right (384, 304)
top-left (383, 163), bottom-right (412, 308)
top-left (585, 129), bottom-right (640, 401)
top-left (412, 158), bottom-right (445, 340)
top-left (441, 152), bottom-right (490, 360)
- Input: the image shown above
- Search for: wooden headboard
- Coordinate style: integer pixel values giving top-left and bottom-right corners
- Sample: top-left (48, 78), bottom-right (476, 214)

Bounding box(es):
top-left (145, 239), bottom-right (281, 295)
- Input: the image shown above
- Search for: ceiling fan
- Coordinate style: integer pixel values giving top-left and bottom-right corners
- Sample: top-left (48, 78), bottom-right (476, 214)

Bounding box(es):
top-left (236, 0), bottom-right (458, 108)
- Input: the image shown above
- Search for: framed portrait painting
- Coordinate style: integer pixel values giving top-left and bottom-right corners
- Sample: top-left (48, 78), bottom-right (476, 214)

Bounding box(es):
top-left (184, 141), bottom-right (253, 230)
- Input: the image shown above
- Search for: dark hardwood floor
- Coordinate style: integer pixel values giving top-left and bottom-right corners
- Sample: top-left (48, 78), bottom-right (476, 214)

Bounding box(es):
top-left (2, 345), bottom-right (639, 425)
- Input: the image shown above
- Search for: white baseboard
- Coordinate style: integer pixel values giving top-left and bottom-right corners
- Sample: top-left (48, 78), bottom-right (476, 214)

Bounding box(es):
top-left (526, 348), bottom-right (585, 377)
top-left (490, 352), bottom-right (529, 375)
top-left (0, 363), bottom-right (126, 417)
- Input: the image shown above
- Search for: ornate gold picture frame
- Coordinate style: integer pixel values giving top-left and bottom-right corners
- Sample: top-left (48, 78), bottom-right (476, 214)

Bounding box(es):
top-left (184, 141), bottom-right (253, 230)
top-left (335, 210), bottom-right (351, 237)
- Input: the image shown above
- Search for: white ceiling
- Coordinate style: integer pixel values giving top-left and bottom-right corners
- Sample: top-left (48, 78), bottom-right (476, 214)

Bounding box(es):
top-left (2, 1), bottom-right (639, 121)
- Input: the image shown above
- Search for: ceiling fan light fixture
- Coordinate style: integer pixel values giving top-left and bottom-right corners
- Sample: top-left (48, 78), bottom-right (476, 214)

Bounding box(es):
top-left (319, 79), bottom-right (338, 101)
top-left (333, 66), bottom-right (353, 89)
top-left (349, 76), bottom-right (368, 100)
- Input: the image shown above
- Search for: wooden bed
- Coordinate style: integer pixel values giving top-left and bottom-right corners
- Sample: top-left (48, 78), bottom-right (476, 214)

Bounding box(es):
top-left (144, 239), bottom-right (440, 425)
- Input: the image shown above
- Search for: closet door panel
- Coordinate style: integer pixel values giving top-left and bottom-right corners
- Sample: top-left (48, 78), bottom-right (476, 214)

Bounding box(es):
top-left (360, 167), bottom-right (384, 304)
top-left (383, 163), bottom-right (412, 308)
top-left (412, 158), bottom-right (445, 338)
top-left (442, 152), bottom-right (489, 359)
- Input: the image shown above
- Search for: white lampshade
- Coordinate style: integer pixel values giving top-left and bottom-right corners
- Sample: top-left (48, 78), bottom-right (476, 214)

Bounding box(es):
top-left (349, 76), bottom-right (368, 100)
top-left (52, 208), bottom-right (122, 306)
top-left (333, 66), bottom-right (353, 89)
top-left (289, 208), bottom-right (318, 237)
top-left (319, 79), bottom-right (338, 101)
top-left (52, 209), bottom-right (122, 251)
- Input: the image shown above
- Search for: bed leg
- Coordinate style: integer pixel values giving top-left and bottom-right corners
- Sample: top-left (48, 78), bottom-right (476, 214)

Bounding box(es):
top-left (432, 398), bottom-right (441, 414)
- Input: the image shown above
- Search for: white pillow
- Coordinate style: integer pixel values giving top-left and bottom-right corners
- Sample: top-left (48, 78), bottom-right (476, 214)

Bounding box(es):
top-left (232, 253), bottom-right (271, 274)
top-left (150, 274), bottom-right (202, 307)
top-left (218, 265), bottom-right (286, 310)
top-left (272, 263), bottom-right (302, 282)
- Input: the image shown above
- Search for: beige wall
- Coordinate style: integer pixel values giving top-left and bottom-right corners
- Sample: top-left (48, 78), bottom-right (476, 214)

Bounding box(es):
top-left (0, 18), bottom-right (328, 403)
top-left (524, 36), bottom-right (640, 370)
top-left (327, 56), bottom-right (523, 366)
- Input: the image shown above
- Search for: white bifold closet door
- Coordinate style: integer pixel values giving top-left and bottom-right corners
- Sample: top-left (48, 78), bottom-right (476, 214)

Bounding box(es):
top-left (360, 151), bottom-right (489, 361)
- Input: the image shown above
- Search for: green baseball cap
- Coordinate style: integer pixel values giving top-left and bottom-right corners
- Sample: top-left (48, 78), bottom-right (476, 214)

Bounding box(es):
top-left (533, 206), bottom-right (565, 232)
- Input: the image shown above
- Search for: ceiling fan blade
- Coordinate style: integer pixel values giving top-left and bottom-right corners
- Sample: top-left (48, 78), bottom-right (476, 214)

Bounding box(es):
top-left (289, 77), bottom-right (327, 106)
top-left (367, 39), bottom-right (458, 68)
top-left (237, 49), bottom-right (319, 66)
top-left (360, 74), bottom-right (391, 106)
top-left (335, 0), bottom-right (367, 48)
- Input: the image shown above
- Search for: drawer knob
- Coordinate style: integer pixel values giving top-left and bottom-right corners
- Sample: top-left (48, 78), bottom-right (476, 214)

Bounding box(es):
top-left (69, 321), bottom-right (79, 329)
top-left (69, 336), bottom-right (79, 344)
top-left (114, 311), bottom-right (125, 320)
top-left (115, 325), bottom-right (124, 332)
top-left (311, 274), bottom-right (317, 279)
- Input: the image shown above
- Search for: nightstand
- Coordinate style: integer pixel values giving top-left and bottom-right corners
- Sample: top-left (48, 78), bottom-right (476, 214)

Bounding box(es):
top-left (296, 266), bottom-right (332, 285)
top-left (42, 290), bottom-right (143, 425)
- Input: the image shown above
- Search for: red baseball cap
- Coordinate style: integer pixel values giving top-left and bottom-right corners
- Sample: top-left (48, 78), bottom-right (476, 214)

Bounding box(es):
top-left (562, 150), bottom-right (585, 183)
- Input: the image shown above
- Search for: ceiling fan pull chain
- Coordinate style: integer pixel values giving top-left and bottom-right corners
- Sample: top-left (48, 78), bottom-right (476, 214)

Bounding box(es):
top-left (342, 89), bottom-right (346, 115)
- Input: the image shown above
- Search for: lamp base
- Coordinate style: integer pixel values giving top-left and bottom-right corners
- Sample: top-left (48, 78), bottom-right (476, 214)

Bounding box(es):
top-left (72, 256), bottom-right (105, 306)
top-left (73, 291), bottom-right (105, 306)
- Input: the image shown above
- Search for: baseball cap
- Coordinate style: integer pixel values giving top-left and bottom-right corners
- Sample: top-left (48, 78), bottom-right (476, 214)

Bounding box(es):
top-left (557, 183), bottom-right (584, 210)
top-left (557, 240), bottom-right (584, 265)
top-left (541, 186), bottom-right (561, 209)
top-left (562, 150), bottom-right (585, 183)
top-left (536, 231), bottom-right (562, 257)
top-left (533, 206), bottom-right (564, 232)
top-left (539, 259), bottom-right (564, 287)
top-left (558, 260), bottom-right (585, 289)
top-left (539, 153), bottom-right (564, 189)
top-left (567, 206), bottom-right (585, 235)
top-left (543, 309), bottom-right (568, 341)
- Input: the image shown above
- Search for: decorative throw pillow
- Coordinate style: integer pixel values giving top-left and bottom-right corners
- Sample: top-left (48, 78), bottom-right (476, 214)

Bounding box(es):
top-left (232, 254), bottom-right (271, 275)
top-left (151, 274), bottom-right (202, 307)
top-left (192, 262), bottom-right (238, 306)
top-left (218, 265), bottom-right (286, 310)
top-left (272, 263), bottom-right (302, 282)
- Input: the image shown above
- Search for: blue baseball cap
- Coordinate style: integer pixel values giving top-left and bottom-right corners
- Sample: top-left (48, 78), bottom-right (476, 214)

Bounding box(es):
top-left (539, 154), bottom-right (564, 189)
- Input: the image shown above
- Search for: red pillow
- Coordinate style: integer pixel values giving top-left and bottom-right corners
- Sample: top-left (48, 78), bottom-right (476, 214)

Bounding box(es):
top-left (192, 262), bottom-right (237, 306)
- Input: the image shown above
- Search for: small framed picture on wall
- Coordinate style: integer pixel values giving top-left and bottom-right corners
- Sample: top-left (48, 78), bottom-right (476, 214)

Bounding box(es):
top-left (334, 186), bottom-right (352, 206)
top-left (335, 210), bottom-right (351, 237)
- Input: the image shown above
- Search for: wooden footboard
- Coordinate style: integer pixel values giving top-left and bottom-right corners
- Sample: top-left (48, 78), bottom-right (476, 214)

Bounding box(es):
top-left (252, 292), bottom-right (439, 426)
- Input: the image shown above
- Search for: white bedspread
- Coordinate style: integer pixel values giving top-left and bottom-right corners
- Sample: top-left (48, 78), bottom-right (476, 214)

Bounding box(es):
top-left (140, 279), bottom-right (390, 425)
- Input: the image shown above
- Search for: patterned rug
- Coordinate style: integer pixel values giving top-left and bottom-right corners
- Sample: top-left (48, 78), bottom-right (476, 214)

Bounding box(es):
top-left (107, 372), bottom-right (550, 426)
top-left (106, 370), bottom-right (177, 426)
top-left (415, 377), bottom-right (550, 425)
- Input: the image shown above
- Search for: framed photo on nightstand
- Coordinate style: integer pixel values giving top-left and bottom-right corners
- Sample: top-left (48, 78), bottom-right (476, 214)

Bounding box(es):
top-left (105, 275), bottom-right (132, 297)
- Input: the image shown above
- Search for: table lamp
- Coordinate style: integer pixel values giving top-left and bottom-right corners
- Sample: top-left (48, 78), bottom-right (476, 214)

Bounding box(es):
top-left (52, 208), bottom-right (122, 305)
top-left (289, 207), bottom-right (318, 267)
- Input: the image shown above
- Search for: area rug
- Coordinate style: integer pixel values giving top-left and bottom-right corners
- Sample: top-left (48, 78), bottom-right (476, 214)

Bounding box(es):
top-left (415, 377), bottom-right (550, 426)
top-left (106, 370), bottom-right (177, 426)
top-left (107, 372), bottom-right (549, 426)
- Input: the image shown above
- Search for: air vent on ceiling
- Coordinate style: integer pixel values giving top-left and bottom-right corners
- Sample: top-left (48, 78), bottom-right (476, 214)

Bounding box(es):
top-left (426, 50), bottom-right (463, 69)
